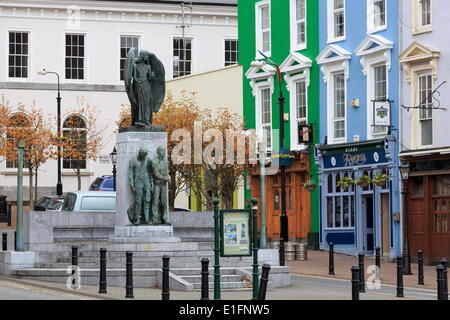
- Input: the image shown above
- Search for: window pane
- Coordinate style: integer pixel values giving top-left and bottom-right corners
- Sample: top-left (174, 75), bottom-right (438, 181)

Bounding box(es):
top-left (327, 197), bottom-right (334, 228)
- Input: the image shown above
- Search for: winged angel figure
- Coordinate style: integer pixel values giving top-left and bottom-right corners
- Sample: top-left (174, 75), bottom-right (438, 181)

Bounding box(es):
top-left (124, 49), bottom-right (166, 126)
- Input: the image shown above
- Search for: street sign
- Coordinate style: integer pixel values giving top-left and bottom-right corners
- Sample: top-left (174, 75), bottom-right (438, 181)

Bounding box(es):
top-left (298, 124), bottom-right (313, 144)
top-left (220, 209), bottom-right (252, 257)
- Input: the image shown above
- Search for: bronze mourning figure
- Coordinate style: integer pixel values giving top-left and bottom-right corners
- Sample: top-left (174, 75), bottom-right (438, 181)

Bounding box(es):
top-left (124, 49), bottom-right (166, 126)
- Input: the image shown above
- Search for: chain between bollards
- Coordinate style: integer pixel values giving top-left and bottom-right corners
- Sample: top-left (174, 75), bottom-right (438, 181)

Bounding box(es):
top-left (358, 253), bottom-right (365, 293)
top-left (2, 233), bottom-right (7, 251)
top-left (99, 248), bottom-right (107, 294)
top-left (258, 264), bottom-right (271, 301)
top-left (418, 250), bottom-right (424, 285)
top-left (71, 245), bottom-right (78, 287)
top-left (396, 256), bottom-right (404, 298)
top-left (351, 266), bottom-right (360, 301)
top-left (125, 251), bottom-right (134, 299)
top-left (328, 243), bottom-right (335, 275)
top-left (200, 258), bottom-right (209, 301)
top-left (162, 255), bottom-right (170, 301)
top-left (440, 259), bottom-right (448, 300)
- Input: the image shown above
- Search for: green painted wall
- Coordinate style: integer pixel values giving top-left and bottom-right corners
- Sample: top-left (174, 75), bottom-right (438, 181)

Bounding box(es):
top-left (238, 0), bottom-right (320, 233)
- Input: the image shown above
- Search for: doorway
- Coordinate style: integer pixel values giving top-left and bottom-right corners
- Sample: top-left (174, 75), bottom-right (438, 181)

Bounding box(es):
top-left (362, 196), bottom-right (375, 254)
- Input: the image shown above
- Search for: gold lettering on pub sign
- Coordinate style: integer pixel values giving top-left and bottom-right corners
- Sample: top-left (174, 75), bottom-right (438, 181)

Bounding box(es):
top-left (343, 153), bottom-right (367, 167)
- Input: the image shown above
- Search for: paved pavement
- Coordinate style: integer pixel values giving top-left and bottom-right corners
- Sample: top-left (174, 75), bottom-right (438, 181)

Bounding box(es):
top-left (287, 250), bottom-right (439, 290)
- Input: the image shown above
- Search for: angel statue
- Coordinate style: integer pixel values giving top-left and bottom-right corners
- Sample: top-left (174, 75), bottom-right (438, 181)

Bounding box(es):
top-left (124, 49), bottom-right (166, 126)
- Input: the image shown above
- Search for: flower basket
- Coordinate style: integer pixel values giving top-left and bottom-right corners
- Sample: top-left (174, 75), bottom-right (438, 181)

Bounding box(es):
top-left (337, 177), bottom-right (354, 191)
top-left (374, 174), bottom-right (389, 187)
top-left (355, 175), bottom-right (371, 188)
top-left (304, 180), bottom-right (316, 192)
top-left (272, 154), bottom-right (296, 167)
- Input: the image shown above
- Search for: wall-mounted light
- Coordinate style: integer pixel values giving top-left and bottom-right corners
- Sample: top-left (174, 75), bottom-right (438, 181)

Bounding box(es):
top-left (351, 99), bottom-right (360, 108)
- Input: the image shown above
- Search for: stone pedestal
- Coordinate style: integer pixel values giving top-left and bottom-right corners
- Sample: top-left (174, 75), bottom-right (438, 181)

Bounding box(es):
top-left (115, 129), bottom-right (170, 238)
top-left (113, 225), bottom-right (180, 243)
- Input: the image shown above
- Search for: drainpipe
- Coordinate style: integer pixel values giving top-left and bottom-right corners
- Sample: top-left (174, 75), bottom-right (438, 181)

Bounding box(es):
top-left (259, 142), bottom-right (267, 249)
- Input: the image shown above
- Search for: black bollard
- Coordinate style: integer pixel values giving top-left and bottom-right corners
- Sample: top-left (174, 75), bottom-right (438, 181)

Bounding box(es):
top-left (200, 258), bottom-right (209, 301)
top-left (125, 251), bottom-right (134, 299)
top-left (437, 264), bottom-right (445, 300)
top-left (351, 266), bottom-right (360, 301)
top-left (258, 264), bottom-right (271, 301)
top-left (358, 253), bottom-right (365, 293)
top-left (329, 243), bottom-right (335, 275)
top-left (71, 245), bottom-right (78, 287)
top-left (162, 255), bottom-right (170, 301)
top-left (375, 247), bottom-right (381, 268)
top-left (2, 233), bottom-right (7, 251)
top-left (396, 256), bottom-right (404, 298)
top-left (440, 259), bottom-right (448, 300)
top-left (99, 248), bottom-right (107, 294)
top-left (418, 250), bottom-right (424, 285)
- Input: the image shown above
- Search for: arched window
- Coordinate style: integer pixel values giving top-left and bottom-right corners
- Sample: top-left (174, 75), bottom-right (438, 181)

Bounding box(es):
top-left (6, 113), bottom-right (30, 169)
top-left (63, 115), bottom-right (87, 170)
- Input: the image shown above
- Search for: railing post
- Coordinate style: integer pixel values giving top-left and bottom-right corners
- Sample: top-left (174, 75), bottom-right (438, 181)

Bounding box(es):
top-left (162, 255), bottom-right (170, 301)
top-left (258, 264), bottom-right (271, 301)
top-left (200, 258), bottom-right (209, 301)
top-left (71, 245), bottom-right (78, 287)
top-left (396, 256), bottom-right (404, 298)
top-left (418, 250), bottom-right (424, 285)
top-left (375, 247), bottom-right (381, 268)
top-left (2, 233), bottom-right (7, 251)
top-left (437, 264), bottom-right (445, 301)
top-left (125, 251), bottom-right (134, 299)
top-left (440, 258), bottom-right (448, 300)
top-left (99, 248), bottom-right (107, 294)
top-left (351, 266), bottom-right (360, 301)
top-left (212, 198), bottom-right (221, 300)
top-left (328, 243), bottom-right (335, 275)
top-left (251, 198), bottom-right (259, 300)
top-left (358, 253), bottom-right (365, 293)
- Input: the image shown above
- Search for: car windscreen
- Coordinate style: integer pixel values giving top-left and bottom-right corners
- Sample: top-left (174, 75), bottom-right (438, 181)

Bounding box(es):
top-left (46, 199), bottom-right (63, 211)
top-left (80, 196), bottom-right (116, 211)
top-left (90, 178), bottom-right (104, 189)
top-left (35, 197), bottom-right (50, 208)
top-left (62, 193), bottom-right (77, 211)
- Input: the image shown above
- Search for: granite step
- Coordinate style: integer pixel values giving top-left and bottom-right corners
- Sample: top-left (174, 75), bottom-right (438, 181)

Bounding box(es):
top-left (179, 274), bottom-right (244, 283)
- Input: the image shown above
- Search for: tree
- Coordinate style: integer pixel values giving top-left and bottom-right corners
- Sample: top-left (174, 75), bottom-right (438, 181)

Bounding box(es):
top-left (118, 90), bottom-right (203, 210)
top-left (0, 97), bottom-right (54, 206)
top-left (58, 98), bottom-right (106, 191)
top-left (181, 107), bottom-right (251, 210)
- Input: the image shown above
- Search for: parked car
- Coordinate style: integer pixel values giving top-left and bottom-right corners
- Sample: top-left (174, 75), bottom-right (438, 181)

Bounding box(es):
top-left (62, 191), bottom-right (116, 212)
top-left (33, 196), bottom-right (52, 211)
top-left (89, 175), bottom-right (115, 191)
top-left (173, 206), bottom-right (192, 212)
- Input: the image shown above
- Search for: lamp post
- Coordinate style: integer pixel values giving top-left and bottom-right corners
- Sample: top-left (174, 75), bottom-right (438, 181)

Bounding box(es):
top-left (251, 52), bottom-right (288, 266)
top-left (37, 69), bottom-right (63, 196)
top-left (15, 138), bottom-right (26, 251)
top-left (399, 160), bottom-right (413, 275)
top-left (110, 146), bottom-right (117, 191)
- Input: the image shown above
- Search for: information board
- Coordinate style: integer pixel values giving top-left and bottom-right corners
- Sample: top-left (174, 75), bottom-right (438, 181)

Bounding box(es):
top-left (220, 209), bottom-right (252, 257)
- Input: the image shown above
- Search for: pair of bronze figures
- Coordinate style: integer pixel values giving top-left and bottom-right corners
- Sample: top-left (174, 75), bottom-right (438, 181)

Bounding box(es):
top-left (128, 146), bottom-right (169, 226)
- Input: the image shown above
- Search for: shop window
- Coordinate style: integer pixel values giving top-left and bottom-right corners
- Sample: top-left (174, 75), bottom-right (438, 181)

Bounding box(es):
top-left (434, 175), bottom-right (450, 196)
top-left (336, 173), bottom-right (341, 193)
top-left (274, 189), bottom-right (280, 210)
top-left (328, 174), bottom-right (333, 193)
top-left (327, 197), bottom-right (334, 228)
top-left (325, 171), bottom-right (355, 229)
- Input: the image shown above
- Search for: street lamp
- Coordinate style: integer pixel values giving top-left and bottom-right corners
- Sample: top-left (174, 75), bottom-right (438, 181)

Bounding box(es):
top-left (251, 51), bottom-right (288, 266)
top-left (399, 160), bottom-right (413, 275)
top-left (37, 69), bottom-right (63, 196)
top-left (110, 146), bottom-right (118, 192)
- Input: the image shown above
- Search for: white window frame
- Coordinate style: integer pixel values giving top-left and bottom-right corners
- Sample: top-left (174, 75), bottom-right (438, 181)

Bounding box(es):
top-left (64, 32), bottom-right (88, 83)
top-left (330, 71), bottom-right (347, 143)
top-left (255, 0), bottom-right (271, 59)
top-left (118, 34), bottom-right (141, 83)
top-left (367, 0), bottom-right (387, 34)
top-left (368, 63), bottom-right (389, 138)
top-left (255, 83), bottom-right (273, 154)
top-left (289, 75), bottom-right (308, 150)
top-left (417, 71), bottom-right (433, 147)
top-left (327, 0), bottom-right (346, 43)
top-left (7, 29), bottom-right (31, 82)
top-left (413, 0), bottom-right (432, 34)
top-left (290, 0), bottom-right (307, 52)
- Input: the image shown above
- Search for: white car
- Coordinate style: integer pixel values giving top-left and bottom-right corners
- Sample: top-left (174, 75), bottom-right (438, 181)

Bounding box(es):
top-left (61, 191), bottom-right (116, 212)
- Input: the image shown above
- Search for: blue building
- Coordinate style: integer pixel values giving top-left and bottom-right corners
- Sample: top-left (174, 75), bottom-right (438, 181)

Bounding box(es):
top-left (314, 0), bottom-right (401, 258)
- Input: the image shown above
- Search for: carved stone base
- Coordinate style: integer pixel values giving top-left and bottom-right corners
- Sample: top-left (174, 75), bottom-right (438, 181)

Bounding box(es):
top-left (113, 226), bottom-right (181, 243)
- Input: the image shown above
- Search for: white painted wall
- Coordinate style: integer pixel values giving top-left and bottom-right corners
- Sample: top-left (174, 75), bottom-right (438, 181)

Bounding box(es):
top-left (0, 0), bottom-right (237, 199)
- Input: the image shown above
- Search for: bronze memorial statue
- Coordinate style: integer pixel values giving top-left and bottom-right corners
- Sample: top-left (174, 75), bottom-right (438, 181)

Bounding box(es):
top-left (124, 49), bottom-right (165, 126)
top-left (124, 49), bottom-right (169, 226)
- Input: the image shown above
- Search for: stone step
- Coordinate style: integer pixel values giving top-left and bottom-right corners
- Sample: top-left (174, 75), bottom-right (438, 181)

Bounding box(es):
top-left (191, 281), bottom-right (252, 290)
top-left (179, 274), bottom-right (244, 283)
top-left (168, 267), bottom-right (242, 276)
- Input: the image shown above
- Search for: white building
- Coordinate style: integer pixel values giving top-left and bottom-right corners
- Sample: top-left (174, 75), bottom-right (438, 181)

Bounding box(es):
top-left (0, 0), bottom-right (237, 201)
